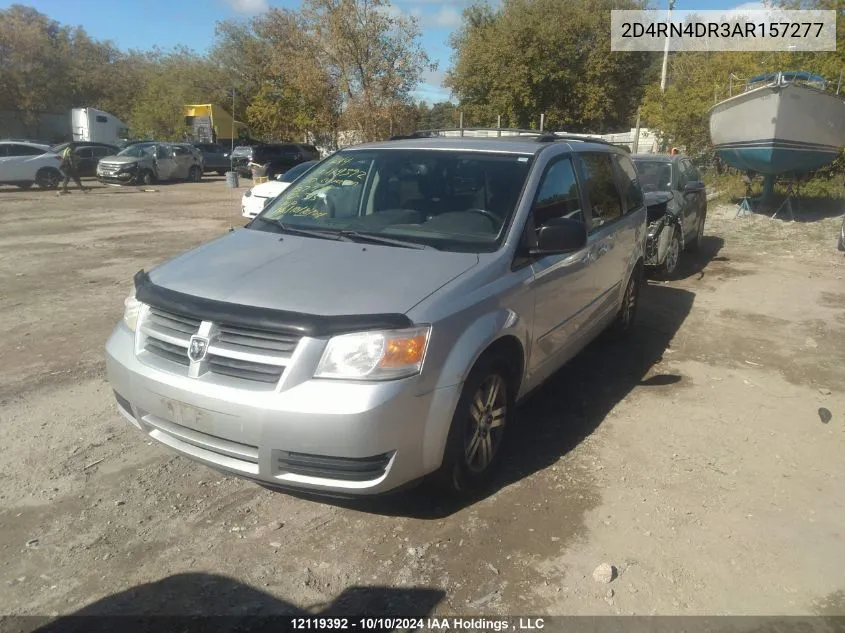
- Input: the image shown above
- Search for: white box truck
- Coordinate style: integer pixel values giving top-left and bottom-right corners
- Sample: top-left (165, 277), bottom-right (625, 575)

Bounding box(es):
top-left (71, 108), bottom-right (129, 145)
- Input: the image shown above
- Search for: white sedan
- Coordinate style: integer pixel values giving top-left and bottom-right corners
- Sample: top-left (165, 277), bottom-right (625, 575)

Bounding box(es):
top-left (241, 160), bottom-right (318, 219)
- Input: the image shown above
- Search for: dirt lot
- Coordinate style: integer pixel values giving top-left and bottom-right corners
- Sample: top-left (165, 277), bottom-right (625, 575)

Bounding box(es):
top-left (1, 178), bottom-right (844, 620)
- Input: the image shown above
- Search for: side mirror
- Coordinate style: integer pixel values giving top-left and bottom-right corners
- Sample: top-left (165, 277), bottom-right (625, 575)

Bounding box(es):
top-left (531, 217), bottom-right (588, 256)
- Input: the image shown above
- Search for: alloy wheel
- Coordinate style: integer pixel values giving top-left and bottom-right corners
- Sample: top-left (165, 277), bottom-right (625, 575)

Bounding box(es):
top-left (665, 232), bottom-right (680, 274)
top-left (464, 374), bottom-right (507, 473)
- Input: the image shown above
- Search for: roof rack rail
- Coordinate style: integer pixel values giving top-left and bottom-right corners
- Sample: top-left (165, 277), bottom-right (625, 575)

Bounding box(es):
top-left (391, 128), bottom-right (618, 147)
top-left (406, 127), bottom-right (544, 138)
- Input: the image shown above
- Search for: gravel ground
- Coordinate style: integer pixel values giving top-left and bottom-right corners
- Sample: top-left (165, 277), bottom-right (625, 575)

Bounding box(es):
top-left (1, 178), bottom-right (844, 620)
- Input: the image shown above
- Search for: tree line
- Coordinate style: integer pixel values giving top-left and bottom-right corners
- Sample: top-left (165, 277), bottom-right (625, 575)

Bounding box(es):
top-left (1, 0), bottom-right (842, 161)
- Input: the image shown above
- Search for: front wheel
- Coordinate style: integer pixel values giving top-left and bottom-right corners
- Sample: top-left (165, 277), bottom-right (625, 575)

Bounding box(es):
top-left (188, 166), bottom-right (202, 182)
top-left (659, 226), bottom-right (681, 278)
top-left (35, 168), bottom-right (61, 189)
top-left (137, 170), bottom-right (154, 186)
top-left (437, 356), bottom-right (513, 496)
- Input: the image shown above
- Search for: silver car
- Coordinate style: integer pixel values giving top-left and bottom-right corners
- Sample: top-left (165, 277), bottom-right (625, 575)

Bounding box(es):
top-left (97, 142), bottom-right (204, 186)
top-left (106, 131), bottom-right (646, 497)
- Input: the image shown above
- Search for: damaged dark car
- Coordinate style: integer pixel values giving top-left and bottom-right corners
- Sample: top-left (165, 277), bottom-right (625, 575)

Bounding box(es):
top-left (633, 154), bottom-right (707, 278)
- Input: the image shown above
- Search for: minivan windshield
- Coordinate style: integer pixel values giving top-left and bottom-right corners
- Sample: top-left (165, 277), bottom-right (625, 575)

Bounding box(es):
top-left (633, 159), bottom-right (673, 193)
top-left (253, 149), bottom-right (532, 253)
top-left (117, 143), bottom-right (155, 158)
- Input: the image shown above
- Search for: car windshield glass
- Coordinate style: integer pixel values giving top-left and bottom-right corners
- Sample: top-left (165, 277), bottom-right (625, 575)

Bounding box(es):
top-left (633, 159), bottom-right (672, 193)
top-left (117, 144), bottom-right (155, 158)
top-left (280, 161), bottom-right (316, 182)
top-left (254, 149), bottom-right (532, 253)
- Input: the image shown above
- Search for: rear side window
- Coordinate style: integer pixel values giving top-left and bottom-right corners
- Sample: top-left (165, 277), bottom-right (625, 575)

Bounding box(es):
top-left (579, 153), bottom-right (622, 231)
top-left (614, 154), bottom-right (644, 213)
top-left (532, 157), bottom-right (584, 228)
top-left (8, 144), bottom-right (44, 157)
top-left (76, 147), bottom-right (93, 158)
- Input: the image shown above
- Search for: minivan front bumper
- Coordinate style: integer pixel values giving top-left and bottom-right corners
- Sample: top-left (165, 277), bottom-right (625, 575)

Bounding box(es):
top-left (105, 323), bottom-right (452, 495)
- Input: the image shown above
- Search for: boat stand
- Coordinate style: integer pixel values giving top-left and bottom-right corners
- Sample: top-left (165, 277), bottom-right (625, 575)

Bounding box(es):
top-left (771, 182), bottom-right (797, 222)
top-left (734, 181), bottom-right (755, 218)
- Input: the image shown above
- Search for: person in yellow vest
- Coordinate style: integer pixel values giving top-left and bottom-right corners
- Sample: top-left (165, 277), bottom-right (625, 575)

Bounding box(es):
top-left (58, 144), bottom-right (91, 194)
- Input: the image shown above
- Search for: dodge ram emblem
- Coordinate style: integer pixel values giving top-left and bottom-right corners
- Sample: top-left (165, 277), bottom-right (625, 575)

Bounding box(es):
top-left (188, 335), bottom-right (209, 362)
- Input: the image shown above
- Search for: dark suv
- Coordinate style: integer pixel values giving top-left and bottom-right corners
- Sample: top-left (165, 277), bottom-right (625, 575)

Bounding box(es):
top-left (230, 143), bottom-right (320, 179)
top-left (50, 142), bottom-right (119, 177)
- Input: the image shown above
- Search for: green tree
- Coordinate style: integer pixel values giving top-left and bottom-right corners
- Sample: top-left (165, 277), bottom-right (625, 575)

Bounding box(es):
top-left (447, 0), bottom-right (656, 132)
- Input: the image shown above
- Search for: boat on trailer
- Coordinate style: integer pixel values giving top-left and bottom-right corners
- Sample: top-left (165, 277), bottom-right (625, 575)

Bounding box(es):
top-left (709, 71), bottom-right (845, 198)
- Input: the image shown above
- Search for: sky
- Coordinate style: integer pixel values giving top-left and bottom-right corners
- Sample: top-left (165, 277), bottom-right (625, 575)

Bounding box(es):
top-left (3, 0), bottom-right (766, 104)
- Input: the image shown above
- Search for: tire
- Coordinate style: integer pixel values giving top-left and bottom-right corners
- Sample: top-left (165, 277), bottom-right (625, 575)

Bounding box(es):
top-left (35, 168), bottom-right (61, 189)
top-left (436, 354), bottom-right (515, 496)
top-left (189, 166), bottom-right (202, 182)
top-left (138, 170), bottom-right (154, 186)
top-left (685, 212), bottom-right (705, 252)
top-left (609, 263), bottom-right (642, 337)
top-left (217, 170), bottom-right (227, 176)
top-left (658, 226), bottom-right (681, 278)
top-left (16, 182), bottom-right (33, 189)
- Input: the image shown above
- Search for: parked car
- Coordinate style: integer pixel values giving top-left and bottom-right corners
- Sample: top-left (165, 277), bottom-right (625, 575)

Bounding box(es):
top-left (50, 142), bottom-right (119, 177)
top-left (97, 142), bottom-right (204, 186)
top-left (0, 141), bottom-right (64, 189)
top-left (838, 215), bottom-right (845, 251)
top-left (230, 142), bottom-right (320, 179)
top-left (632, 153), bottom-right (707, 278)
top-left (241, 160), bottom-right (319, 219)
top-left (192, 143), bottom-right (231, 175)
top-left (106, 130), bottom-right (646, 497)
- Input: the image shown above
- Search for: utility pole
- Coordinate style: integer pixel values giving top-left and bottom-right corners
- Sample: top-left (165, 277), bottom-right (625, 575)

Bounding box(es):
top-left (632, 108), bottom-right (641, 154)
top-left (231, 87), bottom-right (236, 154)
top-left (660, 0), bottom-right (676, 92)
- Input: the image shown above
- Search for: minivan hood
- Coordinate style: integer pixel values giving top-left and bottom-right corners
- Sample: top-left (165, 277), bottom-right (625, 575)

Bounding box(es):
top-left (146, 228), bottom-right (479, 316)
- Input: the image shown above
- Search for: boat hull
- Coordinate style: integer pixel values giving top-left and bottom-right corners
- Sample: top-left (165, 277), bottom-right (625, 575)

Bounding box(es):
top-left (709, 82), bottom-right (845, 175)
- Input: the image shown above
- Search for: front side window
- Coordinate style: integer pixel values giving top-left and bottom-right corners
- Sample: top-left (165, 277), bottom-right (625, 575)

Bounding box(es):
top-left (256, 149), bottom-right (533, 253)
top-left (614, 154), bottom-right (644, 213)
top-left (8, 144), bottom-right (44, 157)
top-left (579, 153), bottom-right (622, 231)
top-left (532, 157), bottom-right (584, 228)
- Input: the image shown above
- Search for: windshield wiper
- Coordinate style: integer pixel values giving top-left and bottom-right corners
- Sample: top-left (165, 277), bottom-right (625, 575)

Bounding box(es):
top-left (336, 230), bottom-right (434, 250)
top-left (265, 220), bottom-right (349, 241)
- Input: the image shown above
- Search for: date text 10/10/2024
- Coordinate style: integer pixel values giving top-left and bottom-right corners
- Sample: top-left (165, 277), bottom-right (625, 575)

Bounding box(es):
top-left (291, 618), bottom-right (547, 631)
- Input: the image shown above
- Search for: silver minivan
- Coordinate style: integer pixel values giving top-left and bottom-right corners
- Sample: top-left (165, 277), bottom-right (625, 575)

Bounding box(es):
top-left (106, 131), bottom-right (646, 496)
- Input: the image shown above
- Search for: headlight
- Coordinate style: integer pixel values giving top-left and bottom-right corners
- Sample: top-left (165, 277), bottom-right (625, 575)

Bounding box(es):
top-left (123, 291), bottom-right (143, 332)
top-left (314, 326), bottom-right (431, 380)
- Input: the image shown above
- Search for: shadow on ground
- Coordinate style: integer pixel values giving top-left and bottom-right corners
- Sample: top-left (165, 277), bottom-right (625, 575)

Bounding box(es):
top-left (288, 281), bottom-right (695, 519)
top-left (663, 235), bottom-right (725, 281)
top-left (22, 573), bottom-right (445, 632)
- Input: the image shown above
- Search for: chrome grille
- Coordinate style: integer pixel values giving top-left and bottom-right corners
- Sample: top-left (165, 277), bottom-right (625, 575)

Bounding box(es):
top-left (138, 307), bottom-right (300, 386)
top-left (148, 308), bottom-right (201, 337)
top-left (145, 337), bottom-right (189, 365)
top-left (217, 324), bottom-right (300, 354)
top-left (207, 354), bottom-right (284, 384)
